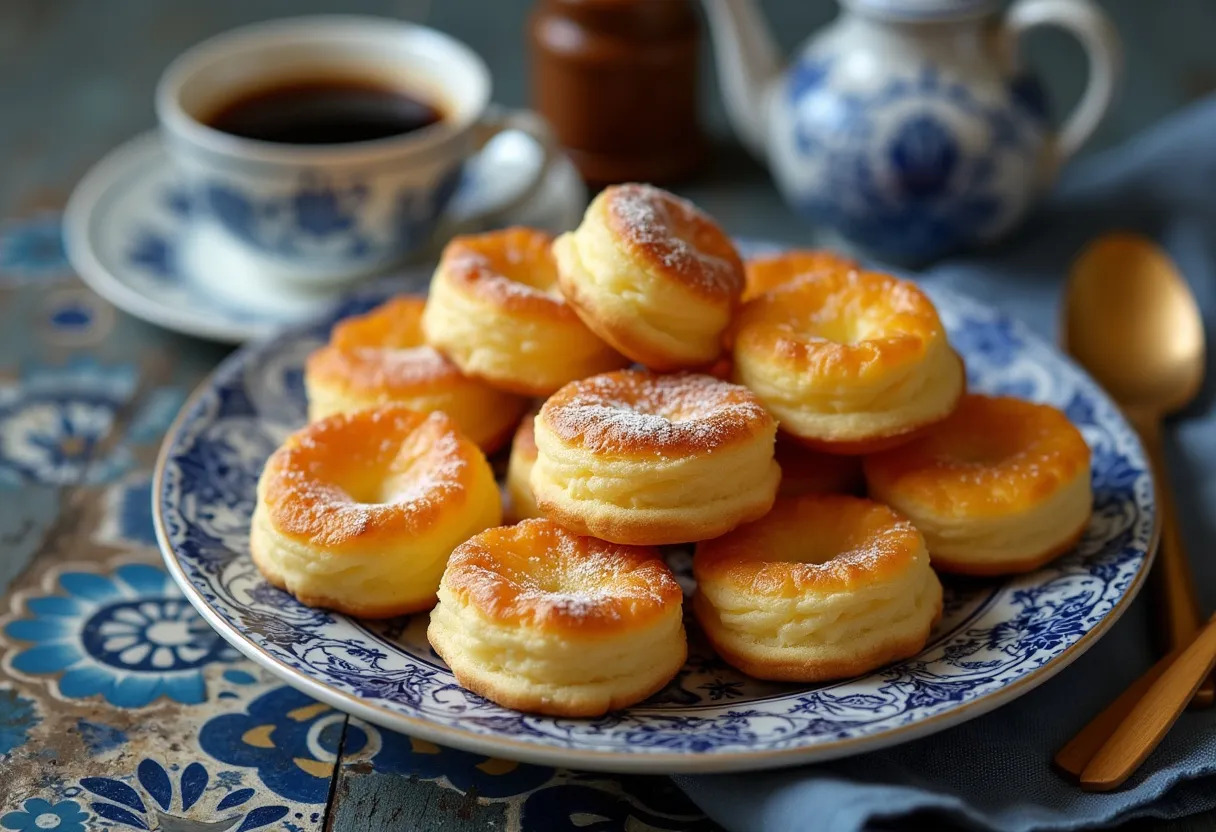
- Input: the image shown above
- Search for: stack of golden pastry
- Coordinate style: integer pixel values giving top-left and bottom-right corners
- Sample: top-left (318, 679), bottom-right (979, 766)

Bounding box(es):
top-left (251, 184), bottom-right (1093, 717)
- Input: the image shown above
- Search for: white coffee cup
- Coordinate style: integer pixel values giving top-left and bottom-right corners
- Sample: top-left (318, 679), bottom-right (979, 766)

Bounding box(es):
top-left (156, 15), bottom-right (555, 293)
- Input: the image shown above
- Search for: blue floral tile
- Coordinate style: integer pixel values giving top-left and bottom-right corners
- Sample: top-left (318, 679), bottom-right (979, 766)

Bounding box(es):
top-left (0, 358), bottom-right (138, 486)
top-left (75, 719), bottom-right (128, 756)
top-left (48, 300), bottom-right (94, 331)
top-left (78, 758), bottom-right (289, 832)
top-left (0, 215), bottom-right (70, 282)
top-left (199, 686), bottom-right (355, 804)
top-left (0, 688), bottom-right (39, 756)
top-left (39, 289), bottom-right (114, 347)
top-left (1, 798), bottom-right (88, 832)
top-left (96, 474), bottom-right (156, 549)
top-left (3, 563), bottom-right (236, 707)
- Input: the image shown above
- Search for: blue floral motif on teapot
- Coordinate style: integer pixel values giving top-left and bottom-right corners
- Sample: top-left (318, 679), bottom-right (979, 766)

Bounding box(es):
top-left (775, 58), bottom-right (1049, 263)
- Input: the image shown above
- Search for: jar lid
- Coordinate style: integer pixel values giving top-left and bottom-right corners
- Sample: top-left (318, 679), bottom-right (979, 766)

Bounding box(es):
top-left (842, 0), bottom-right (998, 21)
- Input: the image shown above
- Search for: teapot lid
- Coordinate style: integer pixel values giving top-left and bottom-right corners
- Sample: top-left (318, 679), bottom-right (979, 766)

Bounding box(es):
top-left (842, 0), bottom-right (998, 20)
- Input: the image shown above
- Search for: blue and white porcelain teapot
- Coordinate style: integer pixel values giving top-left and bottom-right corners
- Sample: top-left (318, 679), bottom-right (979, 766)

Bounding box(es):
top-left (703, 0), bottom-right (1120, 263)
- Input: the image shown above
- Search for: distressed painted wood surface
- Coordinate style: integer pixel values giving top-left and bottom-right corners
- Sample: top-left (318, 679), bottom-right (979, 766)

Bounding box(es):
top-left (3, 1), bottom-right (1216, 831)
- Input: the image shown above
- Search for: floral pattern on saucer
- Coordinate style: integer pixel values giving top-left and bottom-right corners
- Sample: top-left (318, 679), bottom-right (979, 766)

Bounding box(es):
top-left (65, 131), bottom-right (587, 344)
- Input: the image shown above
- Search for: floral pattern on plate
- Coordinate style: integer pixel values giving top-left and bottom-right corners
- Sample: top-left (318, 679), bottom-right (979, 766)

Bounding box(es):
top-left (155, 268), bottom-right (1153, 771)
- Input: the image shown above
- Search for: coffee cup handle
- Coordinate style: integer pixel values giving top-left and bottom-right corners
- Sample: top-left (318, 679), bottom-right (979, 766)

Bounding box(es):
top-left (447, 106), bottom-right (560, 231)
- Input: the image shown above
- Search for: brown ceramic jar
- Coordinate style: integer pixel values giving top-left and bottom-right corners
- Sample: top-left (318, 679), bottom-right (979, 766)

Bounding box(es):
top-left (529, 0), bottom-right (705, 186)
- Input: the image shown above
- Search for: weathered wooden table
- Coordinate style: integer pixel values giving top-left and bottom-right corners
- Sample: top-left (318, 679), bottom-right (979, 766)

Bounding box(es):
top-left (3, 2), bottom-right (1216, 831)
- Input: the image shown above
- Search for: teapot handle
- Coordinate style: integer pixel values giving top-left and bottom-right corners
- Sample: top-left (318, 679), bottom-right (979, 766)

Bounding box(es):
top-left (1004, 0), bottom-right (1121, 168)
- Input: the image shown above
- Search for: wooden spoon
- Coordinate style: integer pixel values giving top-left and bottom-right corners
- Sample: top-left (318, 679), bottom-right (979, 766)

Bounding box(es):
top-left (1079, 614), bottom-right (1216, 790)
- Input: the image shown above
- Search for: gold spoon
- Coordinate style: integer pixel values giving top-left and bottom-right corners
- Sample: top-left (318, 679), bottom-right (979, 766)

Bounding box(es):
top-left (1055, 232), bottom-right (1210, 783)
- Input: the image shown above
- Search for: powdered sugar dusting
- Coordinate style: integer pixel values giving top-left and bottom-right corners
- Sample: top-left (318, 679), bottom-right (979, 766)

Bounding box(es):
top-left (545, 371), bottom-right (769, 454)
top-left (450, 520), bottom-right (680, 626)
top-left (445, 248), bottom-right (564, 303)
top-left (607, 184), bottom-right (743, 296)
top-left (268, 409), bottom-right (472, 545)
top-left (352, 345), bottom-right (457, 387)
top-left (383, 417), bottom-right (470, 506)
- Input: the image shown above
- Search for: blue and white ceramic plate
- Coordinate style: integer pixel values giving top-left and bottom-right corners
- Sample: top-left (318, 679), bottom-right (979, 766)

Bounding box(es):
top-left (64, 131), bottom-right (587, 344)
top-left (155, 270), bottom-right (1155, 773)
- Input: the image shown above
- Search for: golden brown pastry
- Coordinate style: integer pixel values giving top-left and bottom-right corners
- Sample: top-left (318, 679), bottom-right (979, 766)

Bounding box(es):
top-left (554, 184), bottom-right (745, 370)
top-left (251, 406), bottom-right (501, 617)
top-left (422, 227), bottom-right (627, 396)
top-left (743, 249), bottom-right (858, 301)
top-left (530, 370), bottom-right (780, 545)
top-left (864, 394), bottom-right (1092, 575)
top-left (305, 296), bottom-right (527, 453)
top-left (694, 494), bottom-right (942, 682)
top-left (428, 518), bottom-right (686, 716)
top-left (504, 408), bottom-right (542, 523)
top-left (732, 266), bottom-right (964, 453)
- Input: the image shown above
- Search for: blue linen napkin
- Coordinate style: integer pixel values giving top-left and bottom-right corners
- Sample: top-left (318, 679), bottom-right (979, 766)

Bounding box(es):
top-left (675, 96), bottom-right (1216, 832)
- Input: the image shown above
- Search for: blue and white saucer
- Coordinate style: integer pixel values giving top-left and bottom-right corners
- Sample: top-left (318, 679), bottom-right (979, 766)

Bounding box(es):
top-left (64, 131), bottom-right (587, 344)
top-left (154, 265), bottom-right (1156, 773)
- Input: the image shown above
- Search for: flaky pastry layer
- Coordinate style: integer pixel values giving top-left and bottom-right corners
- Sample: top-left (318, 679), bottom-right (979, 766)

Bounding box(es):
top-left (429, 593), bottom-right (685, 716)
top-left (505, 412), bottom-right (542, 523)
top-left (733, 270), bottom-right (964, 448)
top-left (423, 228), bottom-right (626, 395)
top-left (693, 495), bottom-right (941, 681)
top-left (554, 185), bottom-right (744, 369)
top-left (743, 250), bottom-right (858, 301)
top-left (531, 373), bottom-right (779, 544)
top-left (864, 396), bottom-right (1093, 574)
top-left (251, 407), bottom-right (501, 617)
top-left (304, 296), bottom-right (525, 452)
top-left (427, 519), bottom-right (686, 715)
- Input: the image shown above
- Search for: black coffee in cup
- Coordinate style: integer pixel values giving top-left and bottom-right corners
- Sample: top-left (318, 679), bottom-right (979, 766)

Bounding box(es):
top-left (203, 77), bottom-right (443, 145)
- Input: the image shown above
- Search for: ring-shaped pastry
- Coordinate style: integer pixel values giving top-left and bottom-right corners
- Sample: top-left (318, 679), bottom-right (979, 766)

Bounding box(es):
top-left (531, 370), bottom-right (780, 545)
top-left (305, 296), bottom-right (528, 453)
top-left (732, 267), bottom-right (965, 453)
top-left (743, 249), bottom-right (858, 301)
top-left (863, 394), bottom-right (1092, 575)
top-left (422, 227), bottom-right (627, 396)
top-left (251, 406), bottom-right (501, 617)
top-left (554, 184), bottom-right (745, 370)
top-left (428, 518), bottom-right (687, 716)
top-left (694, 494), bottom-right (942, 681)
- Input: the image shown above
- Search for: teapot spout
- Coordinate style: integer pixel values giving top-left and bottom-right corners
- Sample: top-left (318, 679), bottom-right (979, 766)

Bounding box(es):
top-left (702, 0), bottom-right (781, 160)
